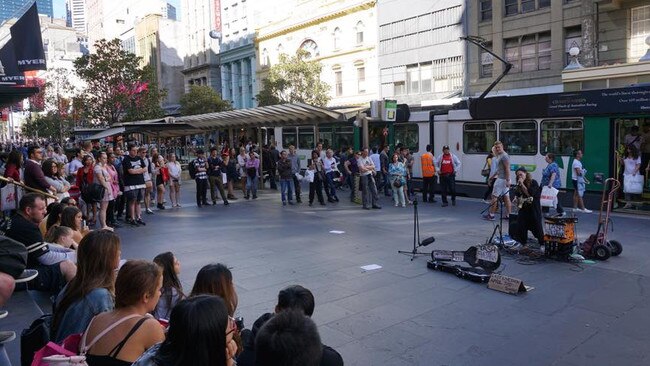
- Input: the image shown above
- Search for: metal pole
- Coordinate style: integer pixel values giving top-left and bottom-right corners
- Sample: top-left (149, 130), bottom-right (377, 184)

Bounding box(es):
top-left (362, 115), bottom-right (369, 149)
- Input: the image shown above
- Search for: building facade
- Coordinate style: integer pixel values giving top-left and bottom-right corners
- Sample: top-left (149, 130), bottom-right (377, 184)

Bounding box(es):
top-left (377, 0), bottom-right (466, 106)
top-left (181, 0), bottom-right (221, 92)
top-left (65, 0), bottom-right (86, 35)
top-left (135, 13), bottom-right (186, 106)
top-left (219, 0), bottom-right (257, 109)
top-left (0, 0), bottom-right (53, 24)
top-left (256, 0), bottom-right (379, 107)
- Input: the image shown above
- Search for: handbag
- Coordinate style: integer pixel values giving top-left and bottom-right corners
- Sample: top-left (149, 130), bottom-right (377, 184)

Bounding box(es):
top-left (540, 186), bottom-right (559, 208)
top-left (623, 174), bottom-right (644, 194)
top-left (82, 183), bottom-right (106, 203)
top-left (0, 184), bottom-right (22, 211)
top-left (393, 179), bottom-right (402, 188)
top-left (480, 161), bottom-right (490, 177)
top-left (0, 236), bottom-right (27, 278)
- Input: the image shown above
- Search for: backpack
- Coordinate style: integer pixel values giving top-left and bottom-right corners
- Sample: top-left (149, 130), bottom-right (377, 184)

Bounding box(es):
top-left (188, 160), bottom-right (197, 179)
top-left (0, 235), bottom-right (27, 278)
top-left (21, 314), bottom-right (52, 366)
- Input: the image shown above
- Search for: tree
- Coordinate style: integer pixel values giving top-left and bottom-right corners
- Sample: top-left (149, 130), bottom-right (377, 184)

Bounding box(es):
top-left (256, 50), bottom-right (330, 107)
top-left (180, 85), bottom-right (231, 116)
top-left (74, 39), bottom-right (166, 126)
top-left (21, 112), bottom-right (74, 140)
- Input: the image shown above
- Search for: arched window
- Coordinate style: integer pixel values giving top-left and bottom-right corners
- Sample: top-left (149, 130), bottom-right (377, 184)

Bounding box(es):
top-left (333, 27), bottom-right (341, 50)
top-left (355, 21), bottom-right (364, 45)
top-left (277, 43), bottom-right (284, 55)
top-left (332, 65), bottom-right (343, 96)
top-left (261, 48), bottom-right (269, 66)
top-left (299, 39), bottom-right (320, 59)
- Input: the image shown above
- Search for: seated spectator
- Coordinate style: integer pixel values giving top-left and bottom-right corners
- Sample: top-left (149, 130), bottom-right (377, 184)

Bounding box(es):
top-left (132, 295), bottom-right (237, 366)
top-left (51, 230), bottom-right (121, 342)
top-left (39, 202), bottom-right (65, 237)
top-left (5, 193), bottom-right (76, 293)
top-left (60, 205), bottom-right (90, 244)
top-left (45, 226), bottom-right (78, 251)
top-left (81, 260), bottom-right (165, 365)
top-left (152, 252), bottom-right (185, 321)
top-left (190, 263), bottom-right (238, 316)
top-left (237, 285), bottom-right (343, 366)
top-left (255, 310), bottom-right (323, 366)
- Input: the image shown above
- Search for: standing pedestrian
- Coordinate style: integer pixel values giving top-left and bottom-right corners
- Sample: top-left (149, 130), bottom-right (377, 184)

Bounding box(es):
top-left (380, 145), bottom-right (391, 196)
top-left (404, 148), bottom-right (415, 201)
top-left (237, 147), bottom-right (248, 197)
top-left (357, 148), bottom-right (381, 210)
top-left (93, 152), bottom-right (114, 230)
top-left (344, 149), bottom-right (360, 202)
top-left (277, 150), bottom-right (294, 206)
top-left (370, 147), bottom-right (382, 192)
top-left (245, 151), bottom-right (260, 199)
top-left (420, 144), bottom-right (436, 203)
top-left (484, 141), bottom-right (512, 220)
top-left (166, 153), bottom-right (182, 208)
top-left (288, 145), bottom-right (302, 203)
top-left (139, 147), bottom-right (154, 215)
top-left (192, 149), bottom-right (209, 207)
top-left (122, 144), bottom-right (147, 226)
top-left (207, 148), bottom-right (229, 206)
top-left (226, 148), bottom-right (239, 200)
top-left (322, 149), bottom-right (339, 203)
top-left (435, 145), bottom-right (461, 207)
top-left (308, 150), bottom-right (326, 206)
top-left (571, 149), bottom-right (592, 213)
top-left (389, 153), bottom-right (407, 207)
top-left (541, 153), bottom-right (564, 215)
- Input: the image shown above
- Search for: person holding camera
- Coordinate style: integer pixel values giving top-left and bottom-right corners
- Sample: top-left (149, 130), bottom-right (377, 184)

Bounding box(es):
top-left (389, 153), bottom-right (407, 207)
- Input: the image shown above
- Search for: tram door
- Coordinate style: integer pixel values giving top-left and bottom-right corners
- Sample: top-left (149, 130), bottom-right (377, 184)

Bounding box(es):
top-left (614, 117), bottom-right (650, 211)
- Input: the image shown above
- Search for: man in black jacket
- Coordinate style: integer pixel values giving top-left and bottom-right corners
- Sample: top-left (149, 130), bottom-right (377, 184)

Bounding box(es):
top-left (237, 285), bottom-right (344, 366)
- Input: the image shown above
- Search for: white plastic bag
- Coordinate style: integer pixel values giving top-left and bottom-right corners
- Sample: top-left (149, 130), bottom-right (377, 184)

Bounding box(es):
top-left (221, 172), bottom-right (227, 184)
top-left (623, 174), bottom-right (643, 194)
top-left (294, 172), bottom-right (303, 181)
top-left (0, 184), bottom-right (21, 211)
top-left (540, 186), bottom-right (558, 208)
top-left (304, 170), bottom-right (314, 183)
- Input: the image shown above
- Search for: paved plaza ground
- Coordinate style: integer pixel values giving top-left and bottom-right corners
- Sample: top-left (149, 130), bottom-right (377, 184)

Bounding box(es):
top-left (5, 183), bottom-right (650, 365)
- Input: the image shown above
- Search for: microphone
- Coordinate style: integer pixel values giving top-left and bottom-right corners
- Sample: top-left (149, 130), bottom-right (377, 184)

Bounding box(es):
top-left (420, 237), bottom-right (435, 247)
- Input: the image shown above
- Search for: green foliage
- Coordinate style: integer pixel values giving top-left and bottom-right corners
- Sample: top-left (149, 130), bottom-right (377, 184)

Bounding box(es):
top-left (180, 85), bottom-right (231, 116)
top-left (74, 39), bottom-right (166, 125)
top-left (256, 50), bottom-right (330, 107)
top-left (21, 112), bottom-right (74, 141)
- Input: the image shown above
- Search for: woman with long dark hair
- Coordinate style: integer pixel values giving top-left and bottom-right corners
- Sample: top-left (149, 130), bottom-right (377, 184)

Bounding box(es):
top-left (52, 230), bottom-right (121, 342)
top-left (81, 260), bottom-right (165, 365)
top-left (77, 154), bottom-right (96, 226)
top-left (43, 159), bottom-right (71, 200)
top-left (152, 252), bottom-right (185, 320)
top-left (132, 295), bottom-right (237, 366)
top-left (3, 149), bottom-right (23, 182)
top-left (190, 263), bottom-right (238, 316)
top-left (60, 205), bottom-right (90, 244)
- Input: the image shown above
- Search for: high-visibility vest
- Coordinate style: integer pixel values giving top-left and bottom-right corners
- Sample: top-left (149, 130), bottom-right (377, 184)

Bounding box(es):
top-left (421, 153), bottom-right (435, 177)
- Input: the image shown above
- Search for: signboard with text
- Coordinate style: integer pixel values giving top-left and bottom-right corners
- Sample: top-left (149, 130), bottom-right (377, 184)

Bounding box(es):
top-left (548, 87), bottom-right (650, 117)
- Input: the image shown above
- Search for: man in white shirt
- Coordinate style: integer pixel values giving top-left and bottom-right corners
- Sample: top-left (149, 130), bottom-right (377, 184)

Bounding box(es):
top-left (321, 149), bottom-right (339, 202)
top-left (571, 149), bottom-right (591, 213)
top-left (369, 147), bottom-right (382, 192)
top-left (357, 148), bottom-right (381, 210)
top-left (66, 149), bottom-right (84, 181)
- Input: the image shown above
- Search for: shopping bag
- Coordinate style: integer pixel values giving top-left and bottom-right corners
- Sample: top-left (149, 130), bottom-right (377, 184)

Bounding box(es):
top-left (1, 184), bottom-right (21, 211)
top-left (540, 186), bottom-right (558, 207)
top-left (304, 170), bottom-right (315, 183)
top-left (623, 174), bottom-right (643, 194)
top-left (221, 172), bottom-right (228, 184)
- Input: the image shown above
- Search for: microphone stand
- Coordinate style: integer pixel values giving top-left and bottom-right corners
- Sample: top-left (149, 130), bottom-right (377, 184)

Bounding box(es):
top-left (482, 188), bottom-right (512, 247)
top-left (398, 199), bottom-right (433, 261)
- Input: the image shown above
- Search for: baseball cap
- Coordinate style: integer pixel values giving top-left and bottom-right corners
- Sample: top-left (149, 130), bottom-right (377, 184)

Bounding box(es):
top-left (442, 145), bottom-right (450, 150)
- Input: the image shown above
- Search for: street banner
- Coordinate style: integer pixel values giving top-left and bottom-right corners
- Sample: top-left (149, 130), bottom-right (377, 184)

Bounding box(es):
top-left (10, 3), bottom-right (47, 72)
top-left (0, 39), bottom-right (26, 85)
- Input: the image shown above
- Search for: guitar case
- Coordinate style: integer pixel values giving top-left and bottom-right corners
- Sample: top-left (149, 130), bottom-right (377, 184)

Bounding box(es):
top-left (426, 260), bottom-right (493, 283)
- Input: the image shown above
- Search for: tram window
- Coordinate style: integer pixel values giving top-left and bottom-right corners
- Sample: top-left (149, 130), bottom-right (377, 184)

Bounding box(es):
top-left (540, 119), bottom-right (583, 155)
top-left (333, 126), bottom-right (354, 152)
top-left (463, 122), bottom-right (496, 154)
top-left (394, 124), bottom-right (419, 152)
top-left (319, 127), bottom-right (333, 149)
top-left (298, 127), bottom-right (315, 149)
top-left (282, 128), bottom-right (297, 148)
top-left (499, 120), bottom-right (537, 155)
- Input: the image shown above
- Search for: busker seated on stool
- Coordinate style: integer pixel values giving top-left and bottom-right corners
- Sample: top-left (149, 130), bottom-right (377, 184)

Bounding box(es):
top-left (511, 167), bottom-right (544, 246)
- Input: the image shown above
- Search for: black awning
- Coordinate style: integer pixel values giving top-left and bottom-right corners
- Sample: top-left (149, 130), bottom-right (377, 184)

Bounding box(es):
top-left (0, 84), bottom-right (39, 108)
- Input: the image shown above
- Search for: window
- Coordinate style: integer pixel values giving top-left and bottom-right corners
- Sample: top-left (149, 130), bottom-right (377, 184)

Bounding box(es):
top-left (505, 0), bottom-right (550, 16)
top-left (480, 44), bottom-right (493, 78)
top-left (420, 63), bottom-right (432, 93)
top-left (394, 124), bottom-right (419, 152)
top-left (394, 81), bottom-right (405, 95)
top-left (357, 66), bottom-right (366, 94)
top-left (499, 120), bottom-right (537, 155)
top-left (298, 127), bottom-right (314, 149)
top-left (631, 5), bottom-right (650, 60)
top-left (333, 65), bottom-right (343, 96)
top-left (505, 33), bottom-right (550, 73)
top-left (541, 120), bottom-right (583, 155)
top-left (355, 21), bottom-right (364, 45)
top-left (480, 0), bottom-right (492, 21)
top-left (282, 127), bottom-right (297, 148)
top-left (564, 26), bottom-right (582, 66)
top-left (277, 43), bottom-right (284, 55)
top-left (261, 48), bottom-right (269, 66)
top-left (463, 122), bottom-right (496, 154)
top-left (333, 126), bottom-right (354, 151)
top-left (407, 65), bottom-right (419, 94)
top-left (333, 27), bottom-right (341, 50)
top-left (299, 39), bottom-right (320, 59)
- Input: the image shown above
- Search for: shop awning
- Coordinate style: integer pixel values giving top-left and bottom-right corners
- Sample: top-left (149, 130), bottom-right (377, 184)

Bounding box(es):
top-left (83, 126), bottom-right (127, 140)
top-left (0, 84), bottom-right (39, 108)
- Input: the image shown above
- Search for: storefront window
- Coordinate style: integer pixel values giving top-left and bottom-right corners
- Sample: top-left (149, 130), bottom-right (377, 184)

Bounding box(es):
top-left (540, 119), bottom-right (583, 155)
top-left (500, 120), bottom-right (537, 155)
top-left (395, 124), bottom-right (419, 152)
top-left (282, 127), bottom-right (297, 148)
top-left (298, 127), bottom-right (314, 149)
top-left (333, 126), bottom-right (354, 152)
top-left (463, 122), bottom-right (496, 154)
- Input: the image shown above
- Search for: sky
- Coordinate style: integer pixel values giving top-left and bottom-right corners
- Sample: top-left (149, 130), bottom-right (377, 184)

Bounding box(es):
top-left (52, 0), bottom-right (182, 20)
